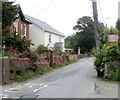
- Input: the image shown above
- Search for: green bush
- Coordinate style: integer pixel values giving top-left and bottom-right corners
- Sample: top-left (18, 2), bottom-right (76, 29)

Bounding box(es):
top-left (14, 64), bottom-right (24, 74)
top-left (2, 51), bottom-right (13, 57)
top-left (36, 45), bottom-right (48, 54)
top-left (27, 51), bottom-right (38, 62)
top-left (94, 43), bottom-right (120, 79)
top-left (104, 70), bottom-right (120, 81)
top-left (3, 34), bottom-right (33, 53)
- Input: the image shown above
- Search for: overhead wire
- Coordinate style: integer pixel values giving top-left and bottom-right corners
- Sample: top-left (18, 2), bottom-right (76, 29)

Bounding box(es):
top-left (33, 0), bottom-right (55, 17)
top-left (97, 0), bottom-right (106, 24)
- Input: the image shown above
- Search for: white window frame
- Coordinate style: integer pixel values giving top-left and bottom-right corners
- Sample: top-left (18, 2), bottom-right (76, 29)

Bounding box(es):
top-left (49, 34), bottom-right (52, 42)
top-left (13, 20), bottom-right (18, 34)
top-left (59, 36), bottom-right (61, 42)
top-left (23, 24), bottom-right (27, 36)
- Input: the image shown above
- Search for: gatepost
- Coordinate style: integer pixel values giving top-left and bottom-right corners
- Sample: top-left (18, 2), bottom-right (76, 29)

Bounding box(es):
top-left (0, 57), bottom-right (10, 85)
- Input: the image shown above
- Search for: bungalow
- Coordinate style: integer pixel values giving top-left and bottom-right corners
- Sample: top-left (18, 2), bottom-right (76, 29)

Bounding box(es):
top-left (25, 15), bottom-right (65, 50)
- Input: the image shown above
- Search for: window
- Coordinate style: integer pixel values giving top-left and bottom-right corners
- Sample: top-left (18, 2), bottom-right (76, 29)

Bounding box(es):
top-left (23, 24), bottom-right (27, 36)
top-left (49, 34), bottom-right (52, 42)
top-left (59, 36), bottom-right (61, 42)
top-left (13, 20), bottom-right (18, 33)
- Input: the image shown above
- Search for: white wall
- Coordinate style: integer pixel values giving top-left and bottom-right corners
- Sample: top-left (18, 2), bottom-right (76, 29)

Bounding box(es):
top-left (45, 31), bottom-right (65, 50)
top-left (29, 24), bottom-right (45, 49)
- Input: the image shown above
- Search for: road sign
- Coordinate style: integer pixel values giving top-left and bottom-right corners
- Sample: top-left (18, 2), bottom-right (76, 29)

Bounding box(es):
top-left (108, 35), bottom-right (119, 42)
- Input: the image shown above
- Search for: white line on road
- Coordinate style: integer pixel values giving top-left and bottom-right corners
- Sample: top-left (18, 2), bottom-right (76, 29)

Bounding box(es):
top-left (16, 85), bottom-right (21, 88)
top-left (24, 83), bottom-right (31, 85)
top-left (44, 85), bottom-right (48, 88)
top-left (33, 89), bottom-right (39, 93)
top-left (29, 86), bottom-right (33, 88)
top-left (9, 88), bottom-right (16, 90)
top-left (40, 84), bottom-right (43, 86)
top-left (4, 90), bottom-right (8, 92)
top-left (12, 97), bottom-right (19, 99)
top-left (33, 86), bottom-right (45, 93)
top-left (2, 95), bottom-right (8, 98)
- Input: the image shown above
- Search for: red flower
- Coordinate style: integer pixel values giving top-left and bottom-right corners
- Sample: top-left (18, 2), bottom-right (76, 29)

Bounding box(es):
top-left (23, 51), bottom-right (30, 55)
top-left (9, 46), bottom-right (14, 51)
top-left (15, 55), bottom-right (20, 59)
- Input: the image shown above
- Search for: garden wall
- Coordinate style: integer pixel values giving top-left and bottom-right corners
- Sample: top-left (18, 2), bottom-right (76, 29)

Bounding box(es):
top-left (0, 54), bottom-right (78, 84)
top-left (9, 55), bottom-right (78, 76)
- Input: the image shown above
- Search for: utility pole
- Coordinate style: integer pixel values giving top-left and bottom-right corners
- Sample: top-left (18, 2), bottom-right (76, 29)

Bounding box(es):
top-left (91, 0), bottom-right (101, 53)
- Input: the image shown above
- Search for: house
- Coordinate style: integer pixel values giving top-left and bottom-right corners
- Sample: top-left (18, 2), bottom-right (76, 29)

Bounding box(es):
top-left (7, 6), bottom-right (31, 40)
top-left (25, 15), bottom-right (65, 50)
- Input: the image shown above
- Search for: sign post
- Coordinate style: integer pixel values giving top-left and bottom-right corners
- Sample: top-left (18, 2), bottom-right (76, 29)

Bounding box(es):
top-left (108, 35), bottom-right (119, 42)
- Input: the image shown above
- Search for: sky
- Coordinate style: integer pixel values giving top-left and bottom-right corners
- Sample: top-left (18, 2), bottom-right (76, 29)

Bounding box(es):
top-left (13, 0), bottom-right (120, 37)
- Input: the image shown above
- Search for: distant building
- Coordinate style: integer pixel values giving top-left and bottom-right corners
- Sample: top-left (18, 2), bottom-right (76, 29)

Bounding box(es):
top-left (25, 15), bottom-right (65, 50)
top-left (65, 48), bottom-right (72, 54)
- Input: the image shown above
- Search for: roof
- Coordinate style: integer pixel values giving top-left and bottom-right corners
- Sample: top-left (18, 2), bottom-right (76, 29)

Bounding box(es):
top-left (65, 48), bottom-right (72, 51)
top-left (25, 15), bottom-right (65, 37)
top-left (18, 6), bottom-right (31, 24)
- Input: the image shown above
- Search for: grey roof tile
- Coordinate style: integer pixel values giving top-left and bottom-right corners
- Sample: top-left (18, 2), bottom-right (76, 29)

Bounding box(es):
top-left (25, 15), bottom-right (65, 37)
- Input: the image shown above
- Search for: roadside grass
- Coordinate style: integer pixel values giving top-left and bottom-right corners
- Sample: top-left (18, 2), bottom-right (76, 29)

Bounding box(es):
top-left (10, 59), bottom-right (77, 82)
top-left (103, 79), bottom-right (120, 84)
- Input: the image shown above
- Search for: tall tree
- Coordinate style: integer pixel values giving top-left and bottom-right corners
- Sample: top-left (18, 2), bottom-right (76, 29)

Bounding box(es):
top-left (65, 16), bottom-right (104, 53)
top-left (65, 16), bottom-right (95, 53)
top-left (2, 2), bottom-right (18, 29)
top-left (2, 2), bottom-right (18, 38)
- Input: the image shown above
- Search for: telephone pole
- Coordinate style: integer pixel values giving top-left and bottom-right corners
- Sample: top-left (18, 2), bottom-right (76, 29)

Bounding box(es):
top-left (91, 0), bottom-right (101, 53)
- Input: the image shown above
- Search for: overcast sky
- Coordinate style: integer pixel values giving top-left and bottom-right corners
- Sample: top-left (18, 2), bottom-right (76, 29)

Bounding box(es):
top-left (14, 0), bottom-right (119, 36)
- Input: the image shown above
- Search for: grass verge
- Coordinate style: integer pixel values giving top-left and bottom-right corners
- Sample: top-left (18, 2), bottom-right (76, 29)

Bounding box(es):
top-left (103, 79), bottom-right (120, 84)
top-left (10, 59), bottom-right (77, 82)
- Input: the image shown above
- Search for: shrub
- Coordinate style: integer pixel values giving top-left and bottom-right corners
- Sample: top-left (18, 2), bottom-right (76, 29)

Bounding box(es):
top-left (3, 34), bottom-right (33, 53)
top-left (36, 45), bottom-right (48, 54)
top-left (27, 51), bottom-right (38, 62)
top-left (94, 43), bottom-right (120, 79)
top-left (104, 70), bottom-right (120, 81)
top-left (14, 64), bottom-right (24, 74)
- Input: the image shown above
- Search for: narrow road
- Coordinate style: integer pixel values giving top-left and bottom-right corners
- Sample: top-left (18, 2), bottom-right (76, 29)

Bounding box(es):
top-left (2, 57), bottom-right (118, 99)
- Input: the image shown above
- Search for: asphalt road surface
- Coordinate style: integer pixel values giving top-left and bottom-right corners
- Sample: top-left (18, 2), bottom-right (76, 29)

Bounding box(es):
top-left (1, 57), bottom-right (118, 99)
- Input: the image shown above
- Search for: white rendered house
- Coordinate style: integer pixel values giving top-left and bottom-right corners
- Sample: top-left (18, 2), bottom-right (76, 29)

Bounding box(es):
top-left (25, 15), bottom-right (65, 50)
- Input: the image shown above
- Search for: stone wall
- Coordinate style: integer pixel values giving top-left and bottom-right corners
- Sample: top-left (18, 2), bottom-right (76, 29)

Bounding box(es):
top-left (1, 54), bottom-right (78, 83)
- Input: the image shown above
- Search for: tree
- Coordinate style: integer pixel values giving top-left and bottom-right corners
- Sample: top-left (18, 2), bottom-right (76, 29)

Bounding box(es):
top-left (2, 2), bottom-right (18, 40)
top-left (65, 16), bottom-right (104, 54)
top-left (2, 2), bottom-right (18, 29)
top-left (65, 16), bottom-right (96, 53)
